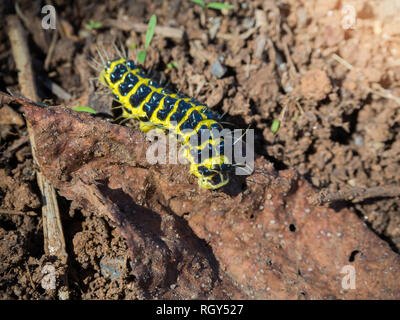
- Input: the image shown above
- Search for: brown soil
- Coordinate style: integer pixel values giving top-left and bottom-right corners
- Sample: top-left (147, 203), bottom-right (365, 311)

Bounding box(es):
top-left (0, 0), bottom-right (399, 299)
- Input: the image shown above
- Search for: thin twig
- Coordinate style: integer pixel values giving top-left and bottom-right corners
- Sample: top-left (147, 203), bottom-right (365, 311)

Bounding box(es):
top-left (25, 262), bottom-right (36, 289)
top-left (40, 76), bottom-right (72, 101)
top-left (103, 19), bottom-right (184, 39)
top-left (0, 209), bottom-right (37, 216)
top-left (44, 29), bottom-right (58, 71)
top-left (310, 185), bottom-right (400, 205)
top-left (7, 15), bottom-right (69, 299)
top-left (331, 53), bottom-right (353, 70)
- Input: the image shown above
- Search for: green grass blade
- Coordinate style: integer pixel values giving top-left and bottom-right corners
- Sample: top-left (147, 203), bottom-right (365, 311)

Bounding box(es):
top-left (85, 20), bottom-right (102, 30)
top-left (72, 106), bottom-right (97, 114)
top-left (270, 119), bottom-right (280, 133)
top-left (145, 14), bottom-right (157, 50)
top-left (137, 51), bottom-right (147, 64)
top-left (167, 61), bottom-right (179, 69)
top-left (207, 2), bottom-right (233, 10)
top-left (190, 0), bottom-right (206, 7)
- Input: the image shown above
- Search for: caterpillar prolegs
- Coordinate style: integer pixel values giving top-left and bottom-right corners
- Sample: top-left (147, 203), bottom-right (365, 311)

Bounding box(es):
top-left (98, 57), bottom-right (232, 189)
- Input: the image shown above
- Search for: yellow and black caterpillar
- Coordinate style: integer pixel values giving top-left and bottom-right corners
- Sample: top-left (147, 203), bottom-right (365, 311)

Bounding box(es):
top-left (99, 58), bottom-right (231, 189)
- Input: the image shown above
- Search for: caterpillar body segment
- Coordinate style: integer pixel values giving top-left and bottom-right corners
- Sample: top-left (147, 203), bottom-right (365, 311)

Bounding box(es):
top-left (99, 58), bottom-right (230, 189)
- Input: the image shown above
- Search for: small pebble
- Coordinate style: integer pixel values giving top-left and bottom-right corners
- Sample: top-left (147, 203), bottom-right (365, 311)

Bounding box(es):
top-left (354, 135), bottom-right (364, 146)
top-left (211, 60), bottom-right (227, 79)
top-left (242, 17), bottom-right (255, 29)
top-left (100, 256), bottom-right (125, 280)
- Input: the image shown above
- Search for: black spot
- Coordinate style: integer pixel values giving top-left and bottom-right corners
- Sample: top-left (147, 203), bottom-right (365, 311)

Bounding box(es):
top-left (194, 125), bottom-right (212, 146)
top-left (202, 109), bottom-right (220, 121)
top-left (289, 224), bottom-right (296, 232)
top-left (169, 100), bottom-right (193, 124)
top-left (110, 63), bottom-right (128, 83)
top-left (179, 110), bottom-right (204, 132)
top-left (176, 100), bottom-right (193, 114)
top-left (349, 250), bottom-right (360, 262)
top-left (189, 143), bottom-right (213, 163)
top-left (210, 173), bottom-right (223, 186)
top-left (118, 72), bottom-right (139, 96)
top-left (137, 70), bottom-right (148, 79)
top-left (217, 140), bottom-right (225, 154)
top-left (197, 166), bottom-right (215, 177)
top-left (297, 269), bottom-right (302, 276)
top-left (125, 60), bottom-right (136, 69)
top-left (161, 88), bottom-right (172, 95)
top-left (175, 92), bottom-right (186, 99)
top-left (189, 98), bottom-right (202, 106)
top-left (143, 92), bottom-right (164, 119)
top-left (205, 143), bottom-right (215, 157)
top-left (210, 122), bottom-right (223, 131)
top-left (157, 96), bottom-right (177, 121)
top-left (189, 147), bottom-right (203, 163)
top-left (129, 84), bottom-right (152, 108)
top-left (220, 163), bottom-right (230, 171)
top-left (124, 107), bottom-right (132, 114)
top-left (148, 80), bottom-right (161, 89)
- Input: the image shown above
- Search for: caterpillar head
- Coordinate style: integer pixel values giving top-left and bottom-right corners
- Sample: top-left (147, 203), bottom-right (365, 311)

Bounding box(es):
top-left (99, 58), bottom-right (137, 87)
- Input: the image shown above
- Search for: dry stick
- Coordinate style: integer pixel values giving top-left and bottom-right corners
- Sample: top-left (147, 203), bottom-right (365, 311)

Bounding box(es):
top-left (7, 15), bottom-right (69, 299)
top-left (40, 77), bottom-right (72, 101)
top-left (103, 19), bottom-right (184, 39)
top-left (310, 185), bottom-right (400, 206)
top-left (0, 209), bottom-right (37, 216)
top-left (44, 29), bottom-right (58, 71)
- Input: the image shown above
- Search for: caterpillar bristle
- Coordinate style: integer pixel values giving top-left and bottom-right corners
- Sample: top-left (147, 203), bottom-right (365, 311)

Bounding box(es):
top-left (88, 60), bottom-right (101, 72)
top-left (119, 117), bottom-right (134, 125)
top-left (90, 57), bottom-right (102, 67)
top-left (99, 44), bottom-right (110, 62)
top-left (233, 126), bottom-right (250, 146)
top-left (120, 42), bottom-right (127, 60)
top-left (219, 121), bottom-right (236, 127)
top-left (95, 46), bottom-right (106, 66)
top-left (113, 42), bottom-right (125, 60)
top-left (219, 109), bottom-right (229, 120)
top-left (105, 50), bottom-right (111, 62)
